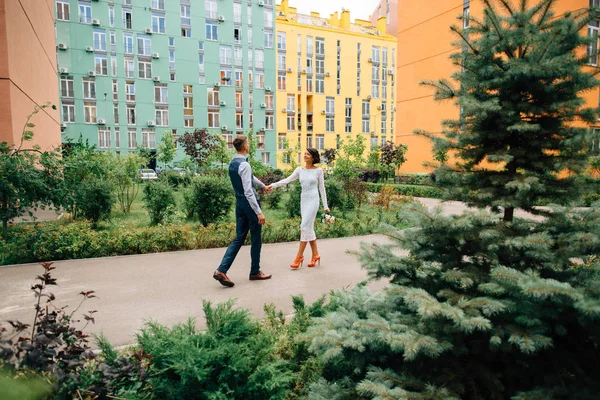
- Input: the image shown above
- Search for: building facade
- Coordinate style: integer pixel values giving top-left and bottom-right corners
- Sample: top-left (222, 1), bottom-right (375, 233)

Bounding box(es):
top-left (274, 0), bottom-right (397, 169)
top-left (369, 0), bottom-right (398, 38)
top-left (1, 0), bottom-right (60, 150)
top-left (395, 0), bottom-right (599, 172)
top-left (55, 0), bottom-right (277, 166)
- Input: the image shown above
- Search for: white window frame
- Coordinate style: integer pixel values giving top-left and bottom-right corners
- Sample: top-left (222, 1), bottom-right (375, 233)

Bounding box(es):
top-left (138, 60), bottom-right (152, 79)
top-left (62, 104), bottom-right (75, 123)
top-left (57, 0), bottom-right (70, 21)
top-left (84, 102), bottom-right (97, 123)
top-left (142, 129), bottom-right (157, 148)
top-left (79, 1), bottom-right (92, 24)
top-left (83, 78), bottom-right (96, 99)
top-left (98, 128), bottom-right (111, 148)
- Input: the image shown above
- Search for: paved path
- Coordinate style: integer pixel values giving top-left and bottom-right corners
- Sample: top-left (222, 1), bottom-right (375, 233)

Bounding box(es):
top-left (0, 198), bottom-right (539, 347)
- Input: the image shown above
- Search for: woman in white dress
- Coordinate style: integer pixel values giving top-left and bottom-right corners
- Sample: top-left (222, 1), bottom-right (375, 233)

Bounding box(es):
top-left (267, 148), bottom-right (329, 269)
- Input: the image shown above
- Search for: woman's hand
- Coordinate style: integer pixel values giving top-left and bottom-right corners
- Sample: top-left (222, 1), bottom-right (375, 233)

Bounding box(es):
top-left (325, 208), bottom-right (330, 213)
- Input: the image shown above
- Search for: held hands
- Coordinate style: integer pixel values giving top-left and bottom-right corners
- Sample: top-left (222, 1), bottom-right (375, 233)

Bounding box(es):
top-left (264, 185), bottom-right (273, 193)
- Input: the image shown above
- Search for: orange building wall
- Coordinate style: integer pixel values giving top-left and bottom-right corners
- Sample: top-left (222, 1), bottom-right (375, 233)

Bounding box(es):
top-left (395, 0), bottom-right (597, 173)
top-left (0, 0), bottom-right (60, 151)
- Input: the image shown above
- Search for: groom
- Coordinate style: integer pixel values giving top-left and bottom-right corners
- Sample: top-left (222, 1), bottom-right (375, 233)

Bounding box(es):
top-left (213, 135), bottom-right (272, 287)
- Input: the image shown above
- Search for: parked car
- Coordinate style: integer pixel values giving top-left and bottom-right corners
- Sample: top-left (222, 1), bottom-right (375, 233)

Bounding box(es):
top-left (139, 169), bottom-right (158, 180)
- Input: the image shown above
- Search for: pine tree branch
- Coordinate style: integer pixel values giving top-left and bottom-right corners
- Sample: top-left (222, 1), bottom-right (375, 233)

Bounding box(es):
top-left (494, 0), bottom-right (516, 15)
top-left (450, 25), bottom-right (479, 56)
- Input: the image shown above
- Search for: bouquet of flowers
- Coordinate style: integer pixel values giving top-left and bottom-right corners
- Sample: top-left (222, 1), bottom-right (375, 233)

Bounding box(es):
top-left (321, 212), bottom-right (336, 224)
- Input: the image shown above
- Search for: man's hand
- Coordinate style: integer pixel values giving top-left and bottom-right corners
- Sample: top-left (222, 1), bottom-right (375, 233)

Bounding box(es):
top-left (257, 213), bottom-right (266, 225)
top-left (263, 185), bottom-right (272, 193)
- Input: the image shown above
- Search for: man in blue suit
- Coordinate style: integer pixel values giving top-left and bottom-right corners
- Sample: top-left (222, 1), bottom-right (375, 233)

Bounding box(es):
top-left (213, 135), bottom-right (272, 287)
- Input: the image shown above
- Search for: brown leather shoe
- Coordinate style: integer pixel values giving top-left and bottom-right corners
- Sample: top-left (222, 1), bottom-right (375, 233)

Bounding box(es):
top-left (213, 270), bottom-right (234, 287)
top-left (249, 271), bottom-right (272, 281)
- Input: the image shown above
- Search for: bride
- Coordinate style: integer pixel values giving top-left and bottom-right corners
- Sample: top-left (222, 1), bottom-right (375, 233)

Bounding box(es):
top-left (267, 148), bottom-right (329, 269)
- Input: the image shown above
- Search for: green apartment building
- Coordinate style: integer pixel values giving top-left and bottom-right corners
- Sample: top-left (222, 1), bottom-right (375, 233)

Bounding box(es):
top-left (55, 0), bottom-right (277, 166)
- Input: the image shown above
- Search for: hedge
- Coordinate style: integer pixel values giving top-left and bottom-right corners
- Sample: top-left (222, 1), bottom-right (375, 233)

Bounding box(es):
top-left (0, 215), bottom-right (392, 266)
top-left (365, 183), bottom-right (445, 199)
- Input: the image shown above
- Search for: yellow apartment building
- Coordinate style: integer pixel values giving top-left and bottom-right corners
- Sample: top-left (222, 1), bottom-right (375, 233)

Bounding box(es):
top-left (274, 0), bottom-right (397, 168)
top-left (396, 0), bottom-right (599, 172)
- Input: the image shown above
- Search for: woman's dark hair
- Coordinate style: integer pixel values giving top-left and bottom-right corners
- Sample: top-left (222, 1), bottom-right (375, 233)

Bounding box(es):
top-left (307, 148), bottom-right (321, 164)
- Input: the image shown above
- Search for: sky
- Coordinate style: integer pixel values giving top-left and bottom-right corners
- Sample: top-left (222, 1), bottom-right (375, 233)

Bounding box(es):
top-left (292, 0), bottom-right (377, 22)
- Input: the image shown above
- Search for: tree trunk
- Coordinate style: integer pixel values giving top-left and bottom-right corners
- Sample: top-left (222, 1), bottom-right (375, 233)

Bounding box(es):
top-left (503, 207), bottom-right (514, 222)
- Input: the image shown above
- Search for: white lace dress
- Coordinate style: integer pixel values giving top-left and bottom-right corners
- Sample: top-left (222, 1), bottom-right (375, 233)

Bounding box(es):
top-left (271, 167), bottom-right (329, 242)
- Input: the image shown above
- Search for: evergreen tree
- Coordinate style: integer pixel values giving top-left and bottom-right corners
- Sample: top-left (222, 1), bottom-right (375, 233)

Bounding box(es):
top-left (306, 1), bottom-right (600, 399)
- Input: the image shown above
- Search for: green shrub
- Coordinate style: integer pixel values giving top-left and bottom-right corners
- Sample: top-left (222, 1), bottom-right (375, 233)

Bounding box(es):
top-left (189, 175), bottom-right (234, 226)
top-left (266, 190), bottom-right (283, 209)
top-left (324, 180), bottom-right (344, 211)
top-left (143, 181), bottom-right (177, 224)
top-left (365, 182), bottom-right (444, 199)
top-left (181, 186), bottom-right (196, 219)
top-left (136, 300), bottom-right (295, 400)
top-left (285, 182), bottom-right (302, 218)
top-left (75, 179), bottom-right (114, 226)
top-left (583, 193), bottom-right (600, 206)
top-left (159, 170), bottom-right (189, 188)
top-left (395, 173), bottom-right (432, 185)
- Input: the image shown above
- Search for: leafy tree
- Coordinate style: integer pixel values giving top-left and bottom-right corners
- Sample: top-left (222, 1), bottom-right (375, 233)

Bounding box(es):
top-left (279, 138), bottom-right (299, 172)
top-left (247, 129), bottom-right (268, 176)
top-left (157, 130), bottom-right (177, 166)
top-left (109, 152), bottom-right (146, 213)
top-left (333, 135), bottom-right (367, 183)
top-left (307, 2), bottom-right (600, 399)
top-left (176, 128), bottom-right (220, 168)
top-left (0, 104), bottom-right (64, 239)
top-left (74, 179), bottom-right (114, 227)
top-left (211, 134), bottom-right (234, 169)
top-left (322, 148), bottom-right (337, 165)
top-left (379, 140), bottom-right (407, 181)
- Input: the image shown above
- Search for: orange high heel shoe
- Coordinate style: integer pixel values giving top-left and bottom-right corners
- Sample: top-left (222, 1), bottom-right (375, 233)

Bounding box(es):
top-left (290, 255), bottom-right (304, 269)
top-left (308, 255), bottom-right (321, 267)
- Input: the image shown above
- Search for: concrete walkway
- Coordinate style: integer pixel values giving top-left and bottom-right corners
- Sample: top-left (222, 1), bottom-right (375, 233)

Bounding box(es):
top-left (0, 198), bottom-right (538, 347)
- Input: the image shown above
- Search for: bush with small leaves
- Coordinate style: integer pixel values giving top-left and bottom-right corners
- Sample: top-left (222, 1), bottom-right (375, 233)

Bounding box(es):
top-left (143, 181), bottom-right (177, 224)
top-left (74, 179), bottom-right (114, 226)
top-left (190, 175), bottom-right (234, 226)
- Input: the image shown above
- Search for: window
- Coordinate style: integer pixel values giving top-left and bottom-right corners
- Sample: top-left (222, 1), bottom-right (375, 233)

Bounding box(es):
top-left (62, 104), bottom-right (75, 123)
top-left (98, 129), bottom-right (111, 148)
top-left (236, 112), bottom-right (244, 129)
top-left (220, 68), bottom-right (232, 85)
top-left (114, 104), bottom-right (119, 124)
top-left (124, 33), bottom-right (134, 54)
top-left (591, 128), bottom-right (600, 155)
top-left (264, 11), bottom-right (273, 28)
top-left (249, 111), bottom-right (254, 128)
top-left (248, 70), bottom-right (253, 88)
top-left (83, 78), bottom-right (96, 99)
top-left (170, 37), bottom-right (175, 47)
top-left (93, 29), bottom-right (106, 51)
top-left (154, 84), bottom-right (168, 103)
top-left (277, 74), bottom-right (286, 91)
top-left (95, 54), bottom-right (108, 75)
top-left (138, 61), bottom-right (152, 79)
top-left (248, 49), bottom-right (253, 66)
top-left (235, 47), bottom-right (243, 66)
top-left (316, 134), bottom-right (324, 151)
top-left (278, 54), bottom-right (286, 71)
top-left (206, 22), bottom-right (218, 41)
top-left (184, 119), bottom-right (194, 128)
top-left (234, 26), bottom-right (242, 44)
top-left (198, 53), bottom-right (204, 73)
top-left (264, 31), bottom-right (273, 48)
top-left (156, 109), bottom-right (169, 126)
top-left (345, 98), bottom-right (352, 133)
top-left (152, 13), bottom-right (166, 34)
top-left (248, 28), bottom-right (253, 44)
top-left (287, 115), bottom-right (295, 131)
top-left (261, 152), bottom-right (270, 164)
top-left (372, 46), bottom-right (380, 63)
top-left (316, 59), bottom-right (324, 75)
top-left (255, 49), bottom-right (264, 68)
top-left (306, 135), bottom-right (313, 148)
top-left (205, 0), bottom-right (217, 19)
top-left (306, 36), bottom-right (313, 55)
top-left (170, 49), bottom-right (176, 70)
top-left (370, 135), bottom-right (378, 151)
top-left (382, 47), bottom-right (388, 66)
top-left (316, 37), bottom-right (324, 56)
top-left (126, 81), bottom-right (135, 102)
top-left (60, 76), bottom-right (74, 98)
top-left (115, 128), bottom-right (120, 148)
top-left (108, 6), bottom-right (115, 27)
top-left (172, 72), bottom-right (177, 82)
top-left (265, 115), bottom-right (274, 130)
top-left (152, 0), bottom-right (165, 10)
top-left (233, 3), bottom-right (242, 23)
top-left (138, 35), bottom-right (151, 56)
top-left (142, 129), bottom-right (156, 148)
top-left (124, 58), bottom-right (135, 78)
top-left (57, 1), bottom-right (70, 21)
top-left (208, 111), bottom-right (220, 128)
top-left (127, 105), bottom-right (136, 125)
top-left (362, 100), bottom-right (370, 133)
top-left (183, 85), bottom-right (194, 121)
top-left (463, 5), bottom-right (470, 29)
top-left (255, 72), bottom-right (264, 89)
top-left (316, 78), bottom-right (324, 94)
top-left (265, 93), bottom-right (274, 110)
top-left (235, 69), bottom-right (243, 87)
top-left (247, 5), bottom-right (252, 25)
top-left (277, 32), bottom-right (286, 50)
top-left (207, 88), bottom-right (219, 106)
top-left (123, 10), bottom-right (132, 29)
top-left (235, 91), bottom-right (243, 108)
top-left (79, 1), bottom-right (92, 24)
top-left (278, 133), bottom-right (287, 150)
top-left (182, 27), bottom-right (191, 37)
top-left (84, 102), bottom-right (97, 123)
top-left (220, 46), bottom-right (232, 64)
top-left (110, 31), bottom-right (116, 52)
top-left (371, 84), bottom-right (380, 98)
top-left (589, 20), bottom-right (600, 66)
top-left (128, 129), bottom-right (137, 148)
